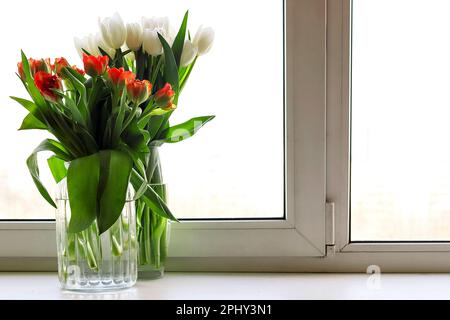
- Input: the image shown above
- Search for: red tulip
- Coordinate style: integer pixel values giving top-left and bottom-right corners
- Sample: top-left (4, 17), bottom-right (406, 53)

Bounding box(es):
top-left (34, 71), bottom-right (62, 102)
top-left (154, 83), bottom-right (176, 109)
top-left (17, 58), bottom-right (50, 79)
top-left (106, 67), bottom-right (135, 88)
top-left (82, 53), bottom-right (109, 77)
top-left (71, 65), bottom-right (86, 76)
top-left (54, 57), bottom-right (69, 77)
top-left (126, 79), bottom-right (152, 105)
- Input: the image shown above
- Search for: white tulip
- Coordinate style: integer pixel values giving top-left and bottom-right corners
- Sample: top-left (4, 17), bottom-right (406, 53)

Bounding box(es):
top-left (142, 16), bottom-right (169, 33)
top-left (99, 12), bottom-right (126, 49)
top-left (74, 33), bottom-right (115, 59)
top-left (180, 40), bottom-right (198, 67)
top-left (126, 23), bottom-right (143, 51)
top-left (142, 29), bottom-right (163, 56)
top-left (74, 34), bottom-right (100, 57)
top-left (74, 37), bottom-right (88, 58)
top-left (193, 26), bottom-right (215, 56)
top-left (141, 16), bottom-right (174, 52)
top-left (96, 33), bottom-right (116, 58)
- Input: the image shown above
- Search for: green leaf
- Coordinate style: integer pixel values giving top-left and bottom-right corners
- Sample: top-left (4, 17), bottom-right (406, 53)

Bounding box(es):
top-left (130, 169), bottom-right (178, 222)
top-left (67, 153), bottom-right (100, 233)
top-left (65, 66), bottom-right (87, 84)
top-left (97, 150), bottom-right (133, 234)
top-left (27, 151), bottom-right (56, 208)
top-left (9, 96), bottom-right (45, 123)
top-left (19, 113), bottom-right (46, 130)
top-left (172, 10), bottom-right (189, 67)
top-left (158, 34), bottom-right (179, 94)
top-left (51, 90), bottom-right (85, 126)
top-left (20, 51), bottom-right (47, 109)
top-left (155, 116), bottom-right (215, 144)
top-left (179, 56), bottom-right (197, 92)
top-left (47, 156), bottom-right (67, 183)
top-left (121, 119), bottom-right (149, 152)
top-left (26, 139), bottom-right (71, 208)
top-left (147, 114), bottom-right (170, 140)
top-left (62, 67), bottom-right (89, 120)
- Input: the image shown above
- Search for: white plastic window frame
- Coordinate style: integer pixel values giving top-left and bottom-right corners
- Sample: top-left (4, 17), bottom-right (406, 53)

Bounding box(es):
top-left (0, 0), bottom-right (328, 271)
top-left (324, 0), bottom-right (450, 273)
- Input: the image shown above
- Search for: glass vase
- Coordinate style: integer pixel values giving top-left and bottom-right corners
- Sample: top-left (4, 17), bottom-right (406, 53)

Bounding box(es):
top-left (55, 179), bottom-right (138, 291)
top-left (137, 146), bottom-right (171, 279)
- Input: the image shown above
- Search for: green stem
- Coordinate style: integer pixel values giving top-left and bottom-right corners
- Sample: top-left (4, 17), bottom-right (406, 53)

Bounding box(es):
top-left (122, 102), bottom-right (139, 131)
top-left (143, 207), bottom-right (152, 264)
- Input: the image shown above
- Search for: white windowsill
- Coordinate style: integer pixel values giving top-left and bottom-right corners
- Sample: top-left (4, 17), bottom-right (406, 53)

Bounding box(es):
top-left (1, 272), bottom-right (450, 299)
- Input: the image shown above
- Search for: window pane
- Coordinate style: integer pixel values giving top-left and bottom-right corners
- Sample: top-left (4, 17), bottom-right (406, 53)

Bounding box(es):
top-left (0, 0), bottom-right (284, 220)
top-left (351, 0), bottom-right (450, 240)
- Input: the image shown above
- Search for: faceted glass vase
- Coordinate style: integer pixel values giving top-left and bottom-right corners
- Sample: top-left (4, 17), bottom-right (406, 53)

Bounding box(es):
top-left (137, 146), bottom-right (171, 279)
top-left (55, 179), bottom-right (138, 291)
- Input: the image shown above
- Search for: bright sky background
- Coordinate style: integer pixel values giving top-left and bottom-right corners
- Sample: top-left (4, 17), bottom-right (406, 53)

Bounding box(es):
top-left (352, 0), bottom-right (450, 240)
top-left (0, 0), bottom-right (284, 219)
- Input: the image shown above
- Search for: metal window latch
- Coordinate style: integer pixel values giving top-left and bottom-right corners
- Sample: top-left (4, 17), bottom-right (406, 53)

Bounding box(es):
top-left (325, 202), bottom-right (336, 256)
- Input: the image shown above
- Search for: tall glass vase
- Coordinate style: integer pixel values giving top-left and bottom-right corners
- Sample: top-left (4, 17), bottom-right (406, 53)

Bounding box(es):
top-left (137, 146), bottom-right (171, 279)
top-left (55, 179), bottom-right (138, 291)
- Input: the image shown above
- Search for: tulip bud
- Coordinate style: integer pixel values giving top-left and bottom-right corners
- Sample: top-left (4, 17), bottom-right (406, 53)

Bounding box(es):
top-left (106, 67), bottom-right (136, 93)
top-left (154, 83), bottom-right (176, 109)
top-left (82, 54), bottom-right (109, 77)
top-left (142, 29), bottom-right (163, 56)
top-left (99, 12), bottom-right (126, 49)
top-left (180, 40), bottom-right (198, 67)
top-left (193, 26), bottom-right (215, 56)
top-left (34, 71), bottom-right (62, 102)
top-left (126, 23), bottom-right (143, 51)
top-left (17, 62), bottom-right (25, 79)
top-left (54, 57), bottom-right (70, 77)
top-left (126, 79), bottom-right (152, 105)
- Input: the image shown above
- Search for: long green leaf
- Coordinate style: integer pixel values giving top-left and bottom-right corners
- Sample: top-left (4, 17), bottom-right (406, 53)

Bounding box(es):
top-left (62, 67), bottom-right (89, 121)
top-left (9, 96), bottom-right (45, 123)
top-left (97, 150), bottom-right (133, 234)
top-left (26, 139), bottom-right (71, 208)
top-left (130, 169), bottom-right (178, 222)
top-left (47, 156), bottom-right (67, 183)
top-left (67, 153), bottom-right (100, 233)
top-left (19, 113), bottom-right (46, 130)
top-left (52, 90), bottom-right (85, 126)
top-left (172, 10), bottom-right (189, 67)
top-left (158, 34), bottom-right (179, 93)
top-left (155, 115), bottom-right (215, 144)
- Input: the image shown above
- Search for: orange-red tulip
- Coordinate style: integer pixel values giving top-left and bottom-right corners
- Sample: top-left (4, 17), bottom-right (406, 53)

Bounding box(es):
top-left (126, 79), bottom-right (152, 105)
top-left (82, 53), bottom-right (109, 77)
top-left (154, 83), bottom-right (175, 109)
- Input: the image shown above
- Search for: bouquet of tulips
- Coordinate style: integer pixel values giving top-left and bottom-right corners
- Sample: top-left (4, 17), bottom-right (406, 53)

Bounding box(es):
top-left (11, 11), bottom-right (214, 271)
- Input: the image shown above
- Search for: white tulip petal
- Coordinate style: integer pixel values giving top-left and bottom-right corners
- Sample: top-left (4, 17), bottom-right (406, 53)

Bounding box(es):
top-left (126, 23), bottom-right (143, 51)
top-left (142, 29), bottom-right (163, 56)
top-left (99, 13), bottom-right (126, 49)
top-left (180, 40), bottom-right (198, 67)
top-left (194, 26), bottom-right (215, 56)
top-left (74, 37), bottom-right (86, 58)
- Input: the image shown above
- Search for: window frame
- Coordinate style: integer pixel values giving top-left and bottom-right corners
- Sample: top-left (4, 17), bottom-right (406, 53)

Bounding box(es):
top-left (0, 0), bottom-right (328, 270)
top-left (326, 0), bottom-right (450, 269)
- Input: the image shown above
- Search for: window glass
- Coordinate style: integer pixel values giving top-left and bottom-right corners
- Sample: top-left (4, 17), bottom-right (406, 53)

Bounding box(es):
top-left (0, 0), bottom-right (284, 219)
top-left (351, 0), bottom-right (450, 240)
